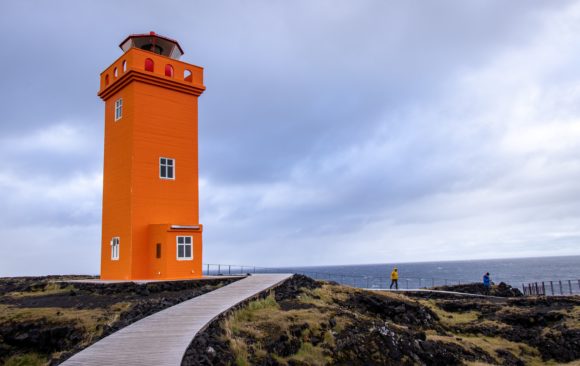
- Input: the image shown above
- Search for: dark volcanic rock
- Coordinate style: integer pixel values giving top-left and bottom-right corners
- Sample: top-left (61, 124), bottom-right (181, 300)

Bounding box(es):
top-left (333, 321), bottom-right (494, 366)
top-left (0, 319), bottom-right (83, 354)
top-left (266, 334), bottom-right (301, 357)
top-left (496, 348), bottom-right (525, 366)
top-left (345, 292), bottom-right (439, 329)
top-left (273, 274), bottom-right (321, 302)
top-left (537, 328), bottom-right (580, 362)
top-left (433, 282), bottom-right (523, 297)
top-left (497, 309), bottom-right (564, 327)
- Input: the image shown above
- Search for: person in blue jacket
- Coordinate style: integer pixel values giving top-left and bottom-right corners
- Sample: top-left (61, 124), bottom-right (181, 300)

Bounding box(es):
top-left (483, 272), bottom-right (491, 294)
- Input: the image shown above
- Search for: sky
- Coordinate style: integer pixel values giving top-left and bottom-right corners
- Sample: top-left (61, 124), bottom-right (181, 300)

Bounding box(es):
top-left (1, 1), bottom-right (580, 276)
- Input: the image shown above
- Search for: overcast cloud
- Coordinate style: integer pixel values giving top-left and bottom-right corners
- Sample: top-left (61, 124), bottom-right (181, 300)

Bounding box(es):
top-left (1, 1), bottom-right (580, 276)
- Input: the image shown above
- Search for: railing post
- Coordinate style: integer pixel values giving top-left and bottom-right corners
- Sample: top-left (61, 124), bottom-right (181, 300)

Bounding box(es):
top-left (550, 281), bottom-right (554, 296)
top-left (206, 264), bottom-right (209, 275)
top-left (218, 264), bottom-right (221, 275)
top-left (568, 280), bottom-right (573, 295)
top-left (228, 265), bottom-right (231, 275)
top-left (541, 282), bottom-right (545, 296)
top-left (559, 280), bottom-right (563, 295)
top-left (522, 284), bottom-right (526, 296)
top-left (528, 283), bottom-right (532, 295)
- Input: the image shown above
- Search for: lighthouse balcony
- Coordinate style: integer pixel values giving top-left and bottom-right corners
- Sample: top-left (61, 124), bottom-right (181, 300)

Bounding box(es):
top-left (99, 48), bottom-right (204, 95)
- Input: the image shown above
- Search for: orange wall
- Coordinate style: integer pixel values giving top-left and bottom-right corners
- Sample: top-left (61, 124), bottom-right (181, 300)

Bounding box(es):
top-left (131, 82), bottom-right (200, 279)
top-left (148, 225), bottom-right (203, 279)
top-left (100, 84), bottom-right (135, 280)
top-left (99, 48), bottom-right (205, 280)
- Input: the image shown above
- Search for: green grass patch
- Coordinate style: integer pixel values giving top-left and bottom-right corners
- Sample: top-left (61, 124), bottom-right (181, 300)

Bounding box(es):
top-left (8, 282), bottom-right (76, 298)
top-left (4, 353), bottom-right (47, 366)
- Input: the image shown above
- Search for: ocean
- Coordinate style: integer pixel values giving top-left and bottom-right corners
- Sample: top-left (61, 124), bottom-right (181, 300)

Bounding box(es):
top-left (265, 255), bottom-right (580, 291)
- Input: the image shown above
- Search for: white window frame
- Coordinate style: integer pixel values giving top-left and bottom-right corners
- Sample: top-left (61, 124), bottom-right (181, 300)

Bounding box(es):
top-left (159, 157), bottom-right (175, 180)
top-left (176, 236), bottom-right (193, 260)
top-left (111, 237), bottom-right (120, 261)
top-left (115, 98), bottom-right (123, 121)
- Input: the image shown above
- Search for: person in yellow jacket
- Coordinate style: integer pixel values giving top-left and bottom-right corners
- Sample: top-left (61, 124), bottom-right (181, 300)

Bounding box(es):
top-left (389, 267), bottom-right (399, 290)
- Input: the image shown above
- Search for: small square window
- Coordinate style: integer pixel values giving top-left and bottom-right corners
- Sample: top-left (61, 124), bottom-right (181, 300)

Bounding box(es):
top-left (156, 243), bottom-right (162, 259)
top-left (115, 98), bottom-right (123, 121)
top-left (111, 237), bottom-right (120, 260)
top-left (160, 157), bottom-right (175, 179)
top-left (176, 236), bottom-right (192, 260)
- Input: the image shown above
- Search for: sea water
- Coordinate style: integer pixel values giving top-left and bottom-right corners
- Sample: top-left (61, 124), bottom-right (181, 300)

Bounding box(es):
top-left (273, 255), bottom-right (580, 290)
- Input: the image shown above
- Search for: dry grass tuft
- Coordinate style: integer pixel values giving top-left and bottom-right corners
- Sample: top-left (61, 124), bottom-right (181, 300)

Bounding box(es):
top-left (428, 333), bottom-right (541, 365)
top-left (419, 300), bottom-right (480, 326)
top-left (8, 282), bottom-right (75, 298)
top-left (3, 353), bottom-right (47, 366)
top-left (288, 341), bottom-right (331, 365)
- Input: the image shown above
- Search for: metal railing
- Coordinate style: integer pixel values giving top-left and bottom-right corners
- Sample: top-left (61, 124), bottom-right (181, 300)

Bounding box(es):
top-left (522, 279), bottom-right (580, 296)
top-left (202, 263), bottom-right (476, 290)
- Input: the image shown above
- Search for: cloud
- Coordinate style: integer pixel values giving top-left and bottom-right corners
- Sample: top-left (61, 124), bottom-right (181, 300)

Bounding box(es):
top-left (1, 1), bottom-right (580, 274)
top-left (200, 1), bottom-right (580, 266)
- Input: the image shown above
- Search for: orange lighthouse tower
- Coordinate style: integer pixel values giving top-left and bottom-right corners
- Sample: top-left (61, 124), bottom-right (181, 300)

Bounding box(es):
top-left (98, 32), bottom-right (205, 280)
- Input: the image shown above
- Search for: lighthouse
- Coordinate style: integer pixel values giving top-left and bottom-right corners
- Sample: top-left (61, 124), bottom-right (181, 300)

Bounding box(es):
top-left (98, 32), bottom-right (205, 280)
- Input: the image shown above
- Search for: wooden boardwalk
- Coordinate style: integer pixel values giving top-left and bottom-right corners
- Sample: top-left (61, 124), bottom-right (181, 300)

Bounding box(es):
top-left (61, 274), bottom-right (293, 366)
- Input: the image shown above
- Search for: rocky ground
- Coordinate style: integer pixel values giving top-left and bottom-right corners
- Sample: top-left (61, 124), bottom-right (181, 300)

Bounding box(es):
top-left (432, 282), bottom-right (524, 298)
top-left (0, 275), bottom-right (240, 365)
top-left (185, 276), bottom-right (580, 366)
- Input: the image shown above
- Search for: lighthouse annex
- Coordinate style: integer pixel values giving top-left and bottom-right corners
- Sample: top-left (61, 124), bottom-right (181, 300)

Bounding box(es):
top-left (98, 32), bottom-right (205, 280)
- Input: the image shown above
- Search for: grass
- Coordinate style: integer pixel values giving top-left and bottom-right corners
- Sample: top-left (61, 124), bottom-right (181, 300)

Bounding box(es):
top-left (0, 300), bottom-right (134, 365)
top-left (288, 341), bottom-right (331, 365)
top-left (562, 306), bottom-right (580, 330)
top-left (226, 293), bottom-right (280, 338)
top-left (223, 285), bottom-right (348, 365)
top-left (8, 282), bottom-right (76, 298)
top-left (0, 304), bottom-right (107, 334)
top-left (3, 353), bottom-right (47, 366)
top-left (418, 299), bottom-right (480, 326)
top-left (224, 293), bottom-right (280, 365)
top-left (428, 333), bottom-right (542, 365)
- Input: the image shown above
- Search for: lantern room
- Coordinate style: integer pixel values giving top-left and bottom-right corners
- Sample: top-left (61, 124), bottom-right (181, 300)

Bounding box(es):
top-left (119, 31), bottom-right (184, 60)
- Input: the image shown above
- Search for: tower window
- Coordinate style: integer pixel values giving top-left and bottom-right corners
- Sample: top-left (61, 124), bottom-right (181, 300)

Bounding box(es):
top-left (115, 98), bottom-right (123, 121)
top-left (165, 64), bottom-right (174, 78)
top-left (159, 157), bottom-right (175, 179)
top-left (176, 236), bottom-right (192, 260)
top-left (145, 58), bottom-right (154, 72)
top-left (156, 243), bottom-right (162, 259)
top-left (111, 237), bottom-right (120, 260)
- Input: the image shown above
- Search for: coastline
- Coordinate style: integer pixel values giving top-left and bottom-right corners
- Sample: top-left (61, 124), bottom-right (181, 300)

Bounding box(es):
top-left (0, 275), bottom-right (579, 365)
